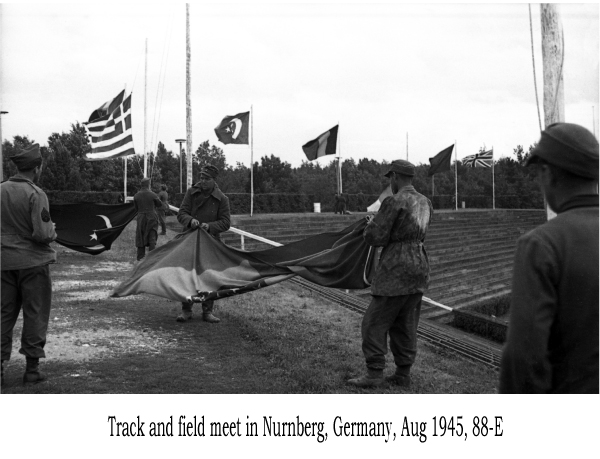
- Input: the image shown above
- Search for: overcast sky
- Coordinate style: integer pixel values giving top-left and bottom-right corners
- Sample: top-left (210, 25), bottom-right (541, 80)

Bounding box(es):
top-left (1, 2), bottom-right (598, 169)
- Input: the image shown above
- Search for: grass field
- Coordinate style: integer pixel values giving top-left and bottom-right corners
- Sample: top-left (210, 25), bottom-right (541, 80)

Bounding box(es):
top-left (1, 216), bottom-right (499, 394)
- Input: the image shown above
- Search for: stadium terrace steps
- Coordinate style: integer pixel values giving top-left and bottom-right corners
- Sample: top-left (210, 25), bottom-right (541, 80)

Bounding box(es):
top-left (168, 209), bottom-right (547, 312)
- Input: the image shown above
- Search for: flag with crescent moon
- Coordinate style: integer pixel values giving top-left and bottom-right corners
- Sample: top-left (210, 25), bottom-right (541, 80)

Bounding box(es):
top-left (50, 203), bottom-right (137, 255)
top-left (302, 125), bottom-right (338, 161)
top-left (111, 219), bottom-right (377, 303)
top-left (214, 111), bottom-right (250, 144)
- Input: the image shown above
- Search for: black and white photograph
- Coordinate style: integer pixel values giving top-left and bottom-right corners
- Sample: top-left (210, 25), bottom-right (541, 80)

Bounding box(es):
top-left (1, 1), bottom-right (598, 457)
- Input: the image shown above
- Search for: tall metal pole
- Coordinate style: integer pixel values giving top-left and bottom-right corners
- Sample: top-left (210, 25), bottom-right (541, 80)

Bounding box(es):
top-left (186, 4), bottom-right (193, 190)
top-left (406, 132), bottom-right (408, 160)
top-left (541, 4), bottom-right (564, 220)
top-left (250, 105), bottom-right (254, 216)
top-left (144, 38), bottom-right (148, 178)
top-left (338, 123), bottom-right (342, 194)
top-left (492, 147), bottom-right (495, 210)
top-left (176, 139), bottom-right (185, 193)
top-left (0, 111), bottom-right (7, 181)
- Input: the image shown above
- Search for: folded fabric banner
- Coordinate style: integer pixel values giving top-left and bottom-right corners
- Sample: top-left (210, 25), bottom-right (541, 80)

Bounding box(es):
top-left (51, 203), bottom-right (137, 255)
top-left (111, 219), bottom-right (377, 303)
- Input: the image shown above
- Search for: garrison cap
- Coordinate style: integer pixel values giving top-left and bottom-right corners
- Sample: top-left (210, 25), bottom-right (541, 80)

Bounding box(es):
top-left (200, 164), bottom-right (219, 178)
top-left (11, 143), bottom-right (42, 170)
top-left (384, 159), bottom-right (415, 177)
top-left (526, 122), bottom-right (599, 180)
top-left (141, 177), bottom-right (151, 185)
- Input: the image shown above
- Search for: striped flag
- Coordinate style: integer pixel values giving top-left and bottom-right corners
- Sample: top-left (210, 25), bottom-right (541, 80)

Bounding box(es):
top-left (462, 150), bottom-right (493, 168)
top-left (302, 125), bottom-right (338, 160)
top-left (84, 90), bottom-right (135, 161)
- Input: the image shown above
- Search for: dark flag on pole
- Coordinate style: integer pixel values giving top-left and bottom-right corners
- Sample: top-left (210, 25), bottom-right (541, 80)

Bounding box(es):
top-left (302, 125), bottom-right (338, 160)
top-left (214, 111), bottom-right (250, 144)
top-left (50, 203), bottom-right (137, 255)
top-left (428, 144), bottom-right (455, 176)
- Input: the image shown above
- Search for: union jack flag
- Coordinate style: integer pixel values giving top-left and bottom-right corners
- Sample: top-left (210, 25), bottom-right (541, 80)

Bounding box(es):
top-left (462, 150), bottom-right (493, 168)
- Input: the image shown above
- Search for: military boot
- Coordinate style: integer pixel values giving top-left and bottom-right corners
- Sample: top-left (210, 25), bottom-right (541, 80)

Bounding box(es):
top-left (347, 369), bottom-right (384, 388)
top-left (176, 310), bottom-right (193, 322)
top-left (23, 357), bottom-right (47, 385)
top-left (202, 312), bottom-right (221, 323)
top-left (385, 367), bottom-right (411, 388)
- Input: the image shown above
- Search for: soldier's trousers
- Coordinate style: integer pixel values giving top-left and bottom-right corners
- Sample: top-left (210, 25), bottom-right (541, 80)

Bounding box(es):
top-left (361, 293), bottom-right (422, 373)
top-left (1, 265), bottom-right (52, 361)
top-left (181, 300), bottom-right (214, 314)
top-left (157, 209), bottom-right (167, 233)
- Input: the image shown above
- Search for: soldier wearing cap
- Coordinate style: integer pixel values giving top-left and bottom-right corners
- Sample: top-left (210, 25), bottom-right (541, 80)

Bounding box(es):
top-left (500, 122), bottom-right (599, 393)
top-left (176, 164), bottom-right (231, 323)
top-left (349, 159), bottom-right (433, 388)
top-left (1, 144), bottom-right (57, 386)
top-left (133, 177), bottom-right (163, 261)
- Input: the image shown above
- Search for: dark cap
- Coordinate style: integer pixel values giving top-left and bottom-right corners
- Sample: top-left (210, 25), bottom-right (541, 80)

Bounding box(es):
top-left (384, 159), bottom-right (415, 177)
top-left (526, 122), bottom-right (599, 179)
top-left (200, 164), bottom-right (219, 178)
top-left (11, 143), bottom-right (42, 170)
top-left (141, 177), bottom-right (151, 185)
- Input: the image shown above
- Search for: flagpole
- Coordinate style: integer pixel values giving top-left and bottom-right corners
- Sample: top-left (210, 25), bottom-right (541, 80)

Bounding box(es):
top-left (144, 38), bottom-right (148, 178)
top-left (406, 132), bottom-right (408, 160)
top-left (250, 104), bottom-right (254, 217)
top-left (454, 140), bottom-right (458, 211)
top-left (185, 3), bottom-right (193, 190)
top-left (338, 123), bottom-right (342, 194)
top-left (124, 84), bottom-right (128, 198)
top-left (492, 147), bottom-right (495, 210)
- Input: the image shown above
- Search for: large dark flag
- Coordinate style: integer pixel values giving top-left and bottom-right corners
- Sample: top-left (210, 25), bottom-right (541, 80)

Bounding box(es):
top-left (302, 125), bottom-right (338, 161)
top-left (463, 150), bottom-right (493, 168)
top-left (112, 219), bottom-right (377, 303)
top-left (51, 203), bottom-right (137, 255)
top-left (84, 90), bottom-right (135, 161)
top-left (214, 111), bottom-right (250, 144)
top-left (428, 144), bottom-right (454, 176)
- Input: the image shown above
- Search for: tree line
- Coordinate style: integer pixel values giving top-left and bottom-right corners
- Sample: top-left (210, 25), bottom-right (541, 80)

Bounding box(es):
top-left (2, 123), bottom-right (543, 210)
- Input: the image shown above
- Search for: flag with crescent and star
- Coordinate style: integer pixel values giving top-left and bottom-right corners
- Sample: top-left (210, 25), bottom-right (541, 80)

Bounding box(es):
top-left (111, 219), bottom-right (378, 303)
top-left (50, 203), bottom-right (137, 255)
top-left (302, 125), bottom-right (338, 161)
top-left (428, 144), bottom-right (455, 176)
top-left (214, 111), bottom-right (250, 144)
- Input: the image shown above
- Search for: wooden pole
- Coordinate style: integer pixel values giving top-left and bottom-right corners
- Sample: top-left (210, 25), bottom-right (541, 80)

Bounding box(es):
top-left (492, 147), bottom-right (495, 210)
top-left (541, 4), bottom-right (564, 220)
top-left (454, 140), bottom-right (458, 211)
top-left (186, 4), bottom-right (193, 190)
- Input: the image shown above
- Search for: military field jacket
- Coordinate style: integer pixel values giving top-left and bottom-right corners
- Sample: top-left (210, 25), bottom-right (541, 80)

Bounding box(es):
top-left (1, 176), bottom-right (57, 270)
top-left (364, 185), bottom-right (433, 296)
top-left (177, 183), bottom-right (230, 238)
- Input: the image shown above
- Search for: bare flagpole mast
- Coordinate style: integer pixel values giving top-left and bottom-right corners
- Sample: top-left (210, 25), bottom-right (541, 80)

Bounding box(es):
top-left (124, 84), bottom-right (128, 197)
top-left (186, 3), bottom-right (193, 190)
top-left (338, 123), bottom-right (342, 194)
top-left (144, 38), bottom-right (148, 178)
top-left (492, 147), bottom-right (495, 210)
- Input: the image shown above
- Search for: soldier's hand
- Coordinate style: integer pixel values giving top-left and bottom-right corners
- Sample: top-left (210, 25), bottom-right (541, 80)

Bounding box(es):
top-left (200, 223), bottom-right (209, 231)
top-left (190, 219), bottom-right (200, 229)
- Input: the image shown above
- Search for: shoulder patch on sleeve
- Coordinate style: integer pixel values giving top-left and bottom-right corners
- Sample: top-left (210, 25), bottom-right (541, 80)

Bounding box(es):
top-left (41, 207), bottom-right (51, 222)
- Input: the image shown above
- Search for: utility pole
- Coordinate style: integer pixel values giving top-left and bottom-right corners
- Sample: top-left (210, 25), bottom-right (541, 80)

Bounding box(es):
top-left (176, 139), bottom-right (185, 193)
top-left (186, 4), bottom-right (193, 190)
top-left (541, 4), bottom-right (564, 220)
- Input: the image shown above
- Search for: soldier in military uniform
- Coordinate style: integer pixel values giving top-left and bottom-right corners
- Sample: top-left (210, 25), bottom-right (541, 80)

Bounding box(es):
top-left (133, 177), bottom-right (163, 261)
top-left (348, 159), bottom-right (433, 388)
top-left (157, 184), bottom-right (169, 235)
top-left (176, 164), bottom-right (230, 323)
top-left (500, 123), bottom-right (599, 393)
top-left (1, 144), bottom-right (57, 386)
